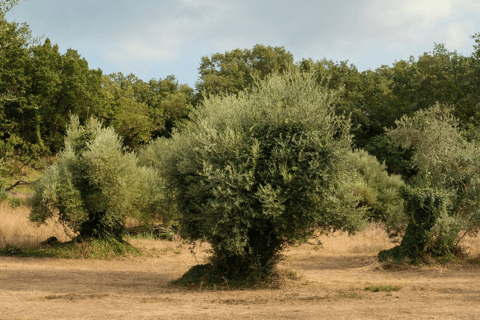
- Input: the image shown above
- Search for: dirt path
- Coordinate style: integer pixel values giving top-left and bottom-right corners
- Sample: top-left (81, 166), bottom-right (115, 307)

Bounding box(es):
top-left (1, 240), bottom-right (480, 320)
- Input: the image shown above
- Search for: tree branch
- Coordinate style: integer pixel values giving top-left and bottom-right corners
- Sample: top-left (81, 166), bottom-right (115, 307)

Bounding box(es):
top-left (5, 179), bottom-right (37, 191)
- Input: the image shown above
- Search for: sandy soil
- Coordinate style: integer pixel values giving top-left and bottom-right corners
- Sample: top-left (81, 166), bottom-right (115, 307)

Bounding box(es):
top-left (1, 239), bottom-right (479, 320)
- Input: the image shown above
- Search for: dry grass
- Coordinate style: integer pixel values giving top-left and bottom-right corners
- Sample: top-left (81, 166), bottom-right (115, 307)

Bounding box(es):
top-left (457, 233), bottom-right (480, 257)
top-left (0, 203), bottom-right (71, 248)
top-left (314, 224), bottom-right (395, 255)
top-left (2, 202), bottom-right (480, 262)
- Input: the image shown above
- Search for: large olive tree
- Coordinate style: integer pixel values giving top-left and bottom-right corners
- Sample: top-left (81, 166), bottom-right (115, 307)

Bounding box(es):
top-left (145, 68), bottom-right (367, 284)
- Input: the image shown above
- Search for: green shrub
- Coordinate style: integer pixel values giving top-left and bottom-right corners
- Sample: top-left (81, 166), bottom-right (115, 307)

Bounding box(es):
top-left (30, 116), bottom-right (158, 240)
top-left (345, 149), bottom-right (406, 237)
top-left (379, 186), bottom-right (452, 263)
top-left (148, 68), bottom-right (367, 285)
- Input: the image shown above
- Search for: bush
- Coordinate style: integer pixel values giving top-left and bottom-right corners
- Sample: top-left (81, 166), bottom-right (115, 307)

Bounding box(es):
top-left (345, 149), bottom-right (406, 237)
top-left (147, 68), bottom-right (367, 285)
top-left (30, 116), bottom-right (158, 240)
top-left (379, 186), bottom-right (453, 264)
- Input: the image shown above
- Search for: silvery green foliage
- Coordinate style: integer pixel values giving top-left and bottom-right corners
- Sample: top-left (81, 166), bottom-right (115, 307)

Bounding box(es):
top-left (30, 116), bottom-right (157, 239)
top-left (145, 68), bottom-right (367, 278)
top-left (345, 149), bottom-right (406, 237)
top-left (387, 103), bottom-right (480, 249)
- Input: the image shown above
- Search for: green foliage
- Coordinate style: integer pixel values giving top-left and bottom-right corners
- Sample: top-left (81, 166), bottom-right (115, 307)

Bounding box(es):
top-left (1, 36), bottom-right (103, 154)
top-left (195, 44), bottom-right (294, 103)
top-left (30, 116), bottom-right (158, 240)
top-left (151, 68), bottom-right (366, 284)
top-left (382, 104), bottom-right (480, 262)
top-left (98, 73), bottom-right (193, 149)
top-left (387, 104), bottom-right (480, 226)
top-left (345, 149), bottom-right (406, 236)
top-left (299, 41), bottom-right (480, 169)
top-left (365, 134), bottom-right (417, 179)
top-left (379, 186), bottom-right (452, 264)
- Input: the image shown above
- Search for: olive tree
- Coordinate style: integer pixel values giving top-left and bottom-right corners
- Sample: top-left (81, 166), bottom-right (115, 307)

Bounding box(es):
top-left (380, 104), bottom-right (480, 262)
top-left (146, 68), bottom-right (367, 284)
top-left (30, 116), bottom-right (158, 240)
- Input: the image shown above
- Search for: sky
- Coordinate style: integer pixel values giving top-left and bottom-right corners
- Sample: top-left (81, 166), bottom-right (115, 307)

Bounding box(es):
top-left (6, 0), bottom-right (480, 88)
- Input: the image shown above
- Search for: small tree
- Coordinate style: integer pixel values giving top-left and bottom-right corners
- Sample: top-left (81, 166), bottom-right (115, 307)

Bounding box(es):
top-left (30, 116), bottom-right (157, 240)
top-left (149, 68), bottom-right (367, 284)
top-left (380, 104), bottom-right (480, 262)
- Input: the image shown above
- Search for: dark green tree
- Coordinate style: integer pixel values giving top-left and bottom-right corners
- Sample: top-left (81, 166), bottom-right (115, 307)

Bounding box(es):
top-left (0, 0), bottom-right (43, 167)
top-left (195, 44), bottom-right (294, 103)
top-left (98, 73), bottom-right (193, 149)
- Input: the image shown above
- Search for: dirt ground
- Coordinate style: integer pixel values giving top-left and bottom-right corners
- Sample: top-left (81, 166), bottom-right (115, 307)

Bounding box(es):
top-left (1, 238), bottom-right (480, 320)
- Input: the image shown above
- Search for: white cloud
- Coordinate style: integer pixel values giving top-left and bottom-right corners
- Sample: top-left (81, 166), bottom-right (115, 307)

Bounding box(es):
top-left (360, 0), bottom-right (455, 42)
top-left (441, 21), bottom-right (476, 50)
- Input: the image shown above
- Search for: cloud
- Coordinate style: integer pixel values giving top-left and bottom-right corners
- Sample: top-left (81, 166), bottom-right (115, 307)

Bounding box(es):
top-left (359, 0), bottom-right (454, 42)
top-left (441, 21), bottom-right (476, 50)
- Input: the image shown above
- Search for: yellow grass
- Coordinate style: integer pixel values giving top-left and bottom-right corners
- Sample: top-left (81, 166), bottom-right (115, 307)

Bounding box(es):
top-left (1, 202), bottom-right (480, 259)
top-left (314, 224), bottom-right (395, 255)
top-left (0, 203), bottom-right (71, 248)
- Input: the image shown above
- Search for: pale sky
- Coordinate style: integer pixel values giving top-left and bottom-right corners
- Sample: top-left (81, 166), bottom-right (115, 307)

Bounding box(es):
top-left (6, 0), bottom-right (480, 88)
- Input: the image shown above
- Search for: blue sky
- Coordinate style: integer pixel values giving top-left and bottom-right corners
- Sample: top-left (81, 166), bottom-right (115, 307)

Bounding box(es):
top-left (6, 0), bottom-right (480, 88)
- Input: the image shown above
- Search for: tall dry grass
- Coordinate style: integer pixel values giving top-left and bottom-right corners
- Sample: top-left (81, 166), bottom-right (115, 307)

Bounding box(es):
top-left (0, 203), bottom-right (71, 248)
top-left (315, 224), bottom-right (395, 255)
top-left (284, 223), bottom-right (480, 264)
top-left (1, 202), bottom-right (479, 259)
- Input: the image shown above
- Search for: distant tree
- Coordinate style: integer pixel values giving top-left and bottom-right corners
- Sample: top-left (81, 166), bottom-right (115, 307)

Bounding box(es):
top-left (150, 68), bottom-right (366, 285)
top-left (0, 0), bottom-right (42, 167)
top-left (99, 73), bottom-right (193, 149)
top-left (1, 34), bottom-right (103, 155)
top-left (195, 44), bottom-right (294, 104)
top-left (98, 75), bottom-right (155, 150)
top-left (30, 116), bottom-right (158, 240)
